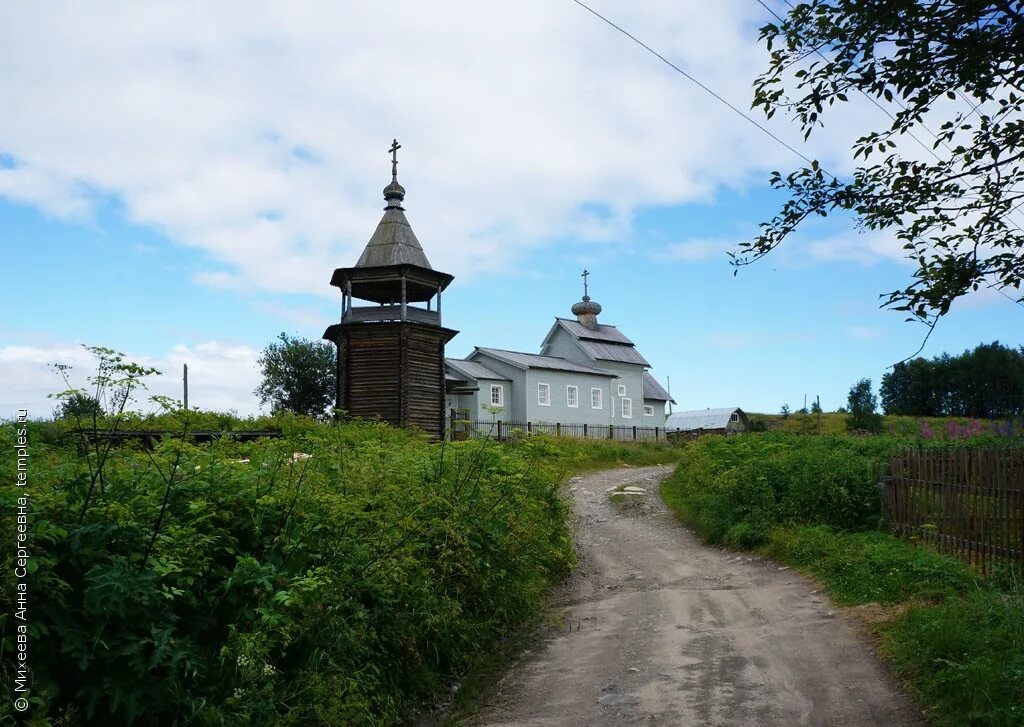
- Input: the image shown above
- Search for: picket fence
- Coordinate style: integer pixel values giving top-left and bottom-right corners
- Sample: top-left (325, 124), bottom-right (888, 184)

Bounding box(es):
top-left (885, 447), bottom-right (1024, 570)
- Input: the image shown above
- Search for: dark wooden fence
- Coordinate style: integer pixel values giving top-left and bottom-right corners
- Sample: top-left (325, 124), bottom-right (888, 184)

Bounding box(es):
top-left (450, 416), bottom-right (665, 442)
top-left (886, 448), bottom-right (1024, 569)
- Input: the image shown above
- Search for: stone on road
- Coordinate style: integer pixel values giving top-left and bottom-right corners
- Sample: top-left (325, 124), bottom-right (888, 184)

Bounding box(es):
top-left (471, 465), bottom-right (920, 727)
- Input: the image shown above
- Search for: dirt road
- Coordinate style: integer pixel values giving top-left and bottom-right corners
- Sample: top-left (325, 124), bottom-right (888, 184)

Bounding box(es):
top-left (470, 465), bottom-right (920, 727)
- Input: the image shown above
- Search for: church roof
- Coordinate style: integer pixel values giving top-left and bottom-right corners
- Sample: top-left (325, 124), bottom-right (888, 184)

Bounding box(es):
top-left (545, 318), bottom-right (651, 366)
top-left (642, 372), bottom-right (675, 403)
top-left (355, 206), bottom-right (433, 269)
top-left (445, 358), bottom-right (510, 381)
top-left (471, 347), bottom-right (616, 376)
top-left (354, 140), bottom-right (434, 270)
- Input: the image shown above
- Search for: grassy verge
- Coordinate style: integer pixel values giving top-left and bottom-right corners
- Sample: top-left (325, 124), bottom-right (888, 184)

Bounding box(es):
top-left (762, 526), bottom-right (1024, 726)
top-left (661, 434), bottom-right (1024, 726)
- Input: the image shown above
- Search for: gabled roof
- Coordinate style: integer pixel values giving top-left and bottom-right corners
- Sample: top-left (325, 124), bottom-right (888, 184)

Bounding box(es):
top-left (355, 207), bottom-right (433, 269)
top-left (445, 358), bottom-right (510, 381)
top-left (665, 408), bottom-right (746, 431)
top-left (542, 318), bottom-right (651, 366)
top-left (642, 372), bottom-right (675, 403)
top-left (471, 347), bottom-right (616, 377)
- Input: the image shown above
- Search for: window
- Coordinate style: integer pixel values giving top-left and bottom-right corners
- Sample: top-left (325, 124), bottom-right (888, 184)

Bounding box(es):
top-left (617, 384), bottom-right (627, 396)
top-left (643, 405), bottom-right (654, 417)
top-left (730, 412), bottom-right (739, 423)
top-left (621, 397), bottom-right (632, 418)
top-left (591, 387), bottom-right (603, 409)
top-left (537, 382), bottom-right (550, 406)
top-left (566, 385), bottom-right (579, 408)
top-left (490, 384), bottom-right (503, 406)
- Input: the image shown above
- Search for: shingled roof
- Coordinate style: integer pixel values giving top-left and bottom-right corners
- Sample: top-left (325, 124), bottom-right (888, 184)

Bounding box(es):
top-left (355, 206), bottom-right (433, 269)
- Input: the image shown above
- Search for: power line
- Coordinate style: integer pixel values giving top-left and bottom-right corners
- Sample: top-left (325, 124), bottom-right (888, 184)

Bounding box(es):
top-left (568, 0), bottom-right (824, 174)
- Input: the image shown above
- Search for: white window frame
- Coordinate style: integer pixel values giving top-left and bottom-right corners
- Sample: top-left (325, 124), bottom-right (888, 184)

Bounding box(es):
top-left (621, 397), bottom-right (633, 419)
top-left (643, 405), bottom-right (654, 417)
top-left (730, 412), bottom-right (739, 423)
top-left (617, 384), bottom-right (627, 396)
top-left (591, 387), bottom-right (603, 409)
top-left (566, 385), bottom-right (579, 408)
top-left (489, 384), bottom-right (503, 406)
top-left (537, 382), bottom-right (550, 406)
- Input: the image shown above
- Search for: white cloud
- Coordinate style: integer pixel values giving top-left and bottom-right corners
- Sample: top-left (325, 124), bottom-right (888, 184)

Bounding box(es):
top-left (658, 237), bottom-right (735, 261)
top-left (805, 230), bottom-right (909, 265)
top-left (0, 1), bottom-right (872, 295)
top-left (0, 341), bottom-right (264, 420)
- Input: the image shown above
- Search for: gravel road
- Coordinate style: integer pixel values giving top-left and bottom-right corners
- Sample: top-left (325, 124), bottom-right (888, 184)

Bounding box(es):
top-left (470, 465), bottom-right (921, 727)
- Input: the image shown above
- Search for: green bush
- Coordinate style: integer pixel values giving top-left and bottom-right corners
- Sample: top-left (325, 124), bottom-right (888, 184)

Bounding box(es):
top-left (762, 525), bottom-right (978, 604)
top-left (662, 433), bottom-right (893, 546)
top-left (0, 420), bottom-right (577, 725)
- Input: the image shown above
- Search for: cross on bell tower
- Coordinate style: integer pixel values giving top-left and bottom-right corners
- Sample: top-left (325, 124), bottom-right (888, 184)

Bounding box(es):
top-left (322, 141), bottom-right (458, 438)
top-left (389, 138), bottom-right (401, 181)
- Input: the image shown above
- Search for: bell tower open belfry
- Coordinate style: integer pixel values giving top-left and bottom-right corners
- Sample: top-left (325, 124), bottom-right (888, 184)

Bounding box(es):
top-left (323, 140), bottom-right (457, 437)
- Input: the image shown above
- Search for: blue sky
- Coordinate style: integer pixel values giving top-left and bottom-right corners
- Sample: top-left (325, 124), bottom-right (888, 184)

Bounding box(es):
top-left (2, 1), bottom-right (1020, 419)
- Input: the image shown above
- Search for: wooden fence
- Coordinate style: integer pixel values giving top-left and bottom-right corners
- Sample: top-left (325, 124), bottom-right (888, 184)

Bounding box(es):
top-left (450, 416), bottom-right (666, 442)
top-left (885, 448), bottom-right (1024, 569)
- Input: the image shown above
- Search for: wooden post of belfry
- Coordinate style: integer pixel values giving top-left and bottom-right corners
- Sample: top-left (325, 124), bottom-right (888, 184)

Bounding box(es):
top-left (183, 364), bottom-right (189, 410)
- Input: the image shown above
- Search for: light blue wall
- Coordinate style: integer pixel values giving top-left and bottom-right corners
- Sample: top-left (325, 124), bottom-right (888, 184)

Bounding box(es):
top-left (643, 398), bottom-right (668, 428)
top-left (589, 360), bottom-right (646, 427)
top-left (465, 353), bottom-right (528, 421)
top-left (524, 368), bottom-right (615, 425)
top-left (539, 325), bottom-right (591, 366)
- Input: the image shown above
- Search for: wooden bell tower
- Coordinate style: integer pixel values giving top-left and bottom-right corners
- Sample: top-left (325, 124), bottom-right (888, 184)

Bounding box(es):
top-left (323, 140), bottom-right (457, 438)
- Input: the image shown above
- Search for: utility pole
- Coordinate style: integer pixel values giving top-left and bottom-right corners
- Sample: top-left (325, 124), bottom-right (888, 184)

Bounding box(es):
top-left (183, 363), bottom-right (189, 410)
top-left (667, 376), bottom-right (673, 414)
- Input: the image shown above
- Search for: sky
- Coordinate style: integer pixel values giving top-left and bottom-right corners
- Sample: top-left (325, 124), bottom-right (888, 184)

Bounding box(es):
top-left (2, 0), bottom-right (1021, 420)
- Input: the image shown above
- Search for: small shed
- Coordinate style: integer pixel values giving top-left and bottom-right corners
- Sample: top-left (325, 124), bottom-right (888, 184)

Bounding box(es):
top-left (665, 407), bottom-right (748, 435)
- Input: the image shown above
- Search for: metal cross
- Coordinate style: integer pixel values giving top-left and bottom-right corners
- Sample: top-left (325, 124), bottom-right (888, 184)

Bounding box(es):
top-left (389, 139), bottom-right (401, 181)
top-left (581, 269), bottom-right (590, 297)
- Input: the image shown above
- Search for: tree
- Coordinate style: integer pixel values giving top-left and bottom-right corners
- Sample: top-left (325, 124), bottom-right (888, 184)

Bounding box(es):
top-left (53, 390), bottom-right (103, 421)
top-left (737, 2), bottom-right (1024, 331)
top-left (780, 403), bottom-right (792, 418)
top-left (846, 378), bottom-right (883, 433)
top-left (255, 333), bottom-right (336, 418)
top-left (881, 341), bottom-right (1024, 416)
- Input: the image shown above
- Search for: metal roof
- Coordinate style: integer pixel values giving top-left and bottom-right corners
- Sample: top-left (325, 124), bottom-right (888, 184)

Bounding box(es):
top-left (544, 318), bottom-right (650, 366)
top-left (445, 358), bottom-right (510, 381)
top-left (472, 348), bottom-right (616, 376)
top-left (665, 408), bottom-right (745, 431)
top-left (642, 372), bottom-right (675, 403)
top-left (575, 340), bottom-right (650, 366)
top-left (355, 207), bottom-right (433, 269)
top-left (554, 318), bottom-right (635, 345)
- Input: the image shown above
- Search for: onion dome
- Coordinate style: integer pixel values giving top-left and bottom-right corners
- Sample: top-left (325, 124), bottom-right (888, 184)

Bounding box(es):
top-left (571, 295), bottom-right (602, 317)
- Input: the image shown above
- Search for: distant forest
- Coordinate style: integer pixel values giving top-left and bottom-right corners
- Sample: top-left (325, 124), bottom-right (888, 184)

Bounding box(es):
top-left (880, 342), bottom-right (1024, 418)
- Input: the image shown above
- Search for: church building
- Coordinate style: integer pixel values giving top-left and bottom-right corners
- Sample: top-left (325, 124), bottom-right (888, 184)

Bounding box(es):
top-left (444, 274), bottom-right (674, 433)
top-left (324, 142), bottom-right (673, 438)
